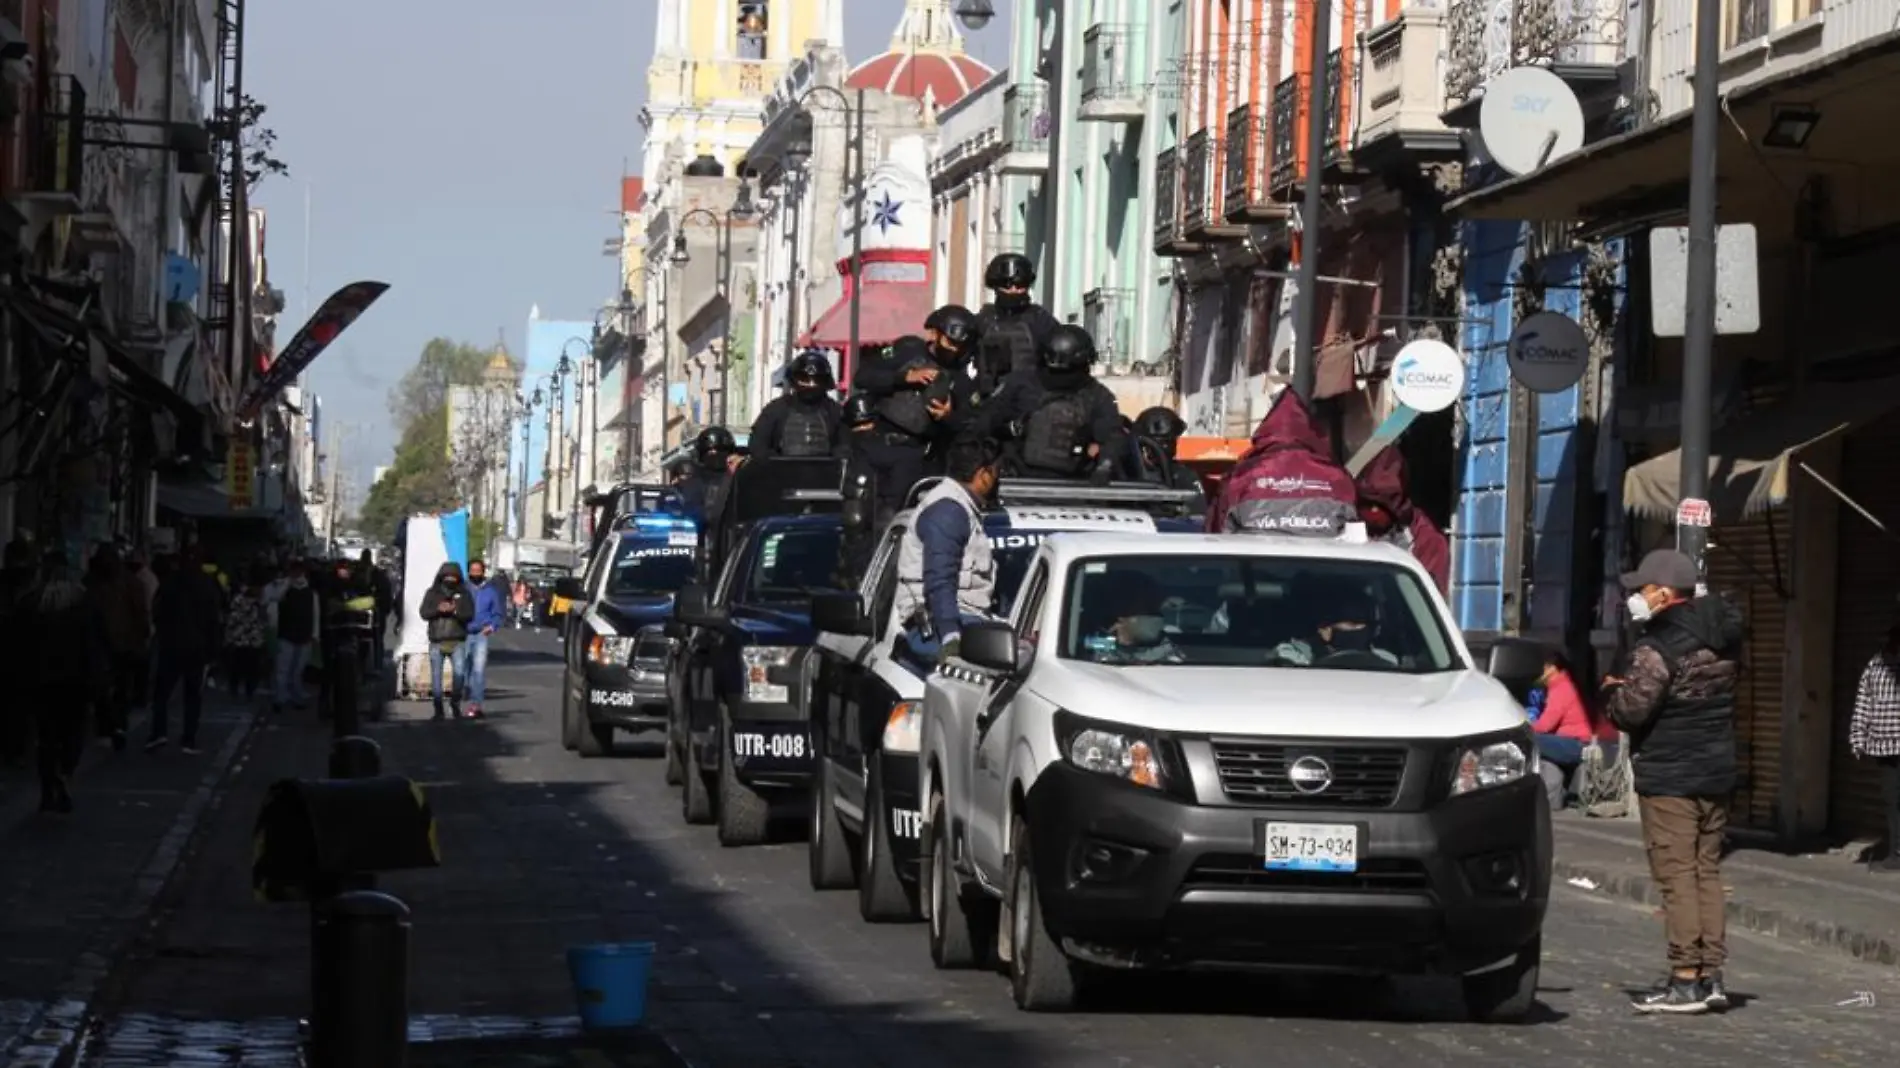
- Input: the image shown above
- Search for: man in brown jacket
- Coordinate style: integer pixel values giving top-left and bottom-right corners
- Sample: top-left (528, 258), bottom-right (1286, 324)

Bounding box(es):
top-left (1604, 548), bottom-right (1744, 1016)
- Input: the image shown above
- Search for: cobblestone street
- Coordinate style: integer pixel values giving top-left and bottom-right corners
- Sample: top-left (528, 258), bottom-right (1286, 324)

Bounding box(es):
top-left (10, 631), bottom-right (1899, 1067)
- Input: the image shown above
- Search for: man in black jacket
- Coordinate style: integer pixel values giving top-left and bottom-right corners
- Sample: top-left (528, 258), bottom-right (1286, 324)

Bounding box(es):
top-left (974, 253), bottom-right (1060, 397)
top-left (747, 350), bottom-right (845, 461)
top-left (980, 324), bottom-right (1126, 482)
top-left (1604, 548), bottom-right (1745, 1016)
top-left (271, 558), bottom-right (320, 714)
top-left (418, 560), bottom-right (476, 720)
top-left (851, 335), bottom-right (954, 525)
top-left (148, 544), bottom-right (225, 753)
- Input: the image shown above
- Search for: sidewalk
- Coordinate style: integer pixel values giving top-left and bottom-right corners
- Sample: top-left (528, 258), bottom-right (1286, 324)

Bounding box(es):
top-left (1553, 810), bottom-right (1900, 968)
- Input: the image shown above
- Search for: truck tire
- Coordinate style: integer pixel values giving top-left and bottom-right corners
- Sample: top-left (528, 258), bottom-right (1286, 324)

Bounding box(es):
top-left (681, 739), bottom-right (714, 825)
top-left (577, 717), bottom-right (612, 758)
top-left (664, 731), bottom-right (684, 785)
top-left (858, 762), bottom-right (919, 922)
top-left (1008, 814), bottom-right (1082, 1011)
top-left (559, 674), bottom-right (581, 751)
top-left (716, 718), bottom-right (770, 847)
top-left (1462, 936), bottom-right (1540, 1023)
top-left (808, 759), bottom-right (856, 890)
top-left (924, 789), bottom-right (993, 969)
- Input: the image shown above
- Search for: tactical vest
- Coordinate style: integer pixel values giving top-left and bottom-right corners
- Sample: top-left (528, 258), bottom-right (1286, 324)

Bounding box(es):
top-left (1628, 615), bottom-right (1739, 798)
top-left (980, 316), bottom-right (1037, 380)
top-left (777, 403), bottom-right (832, 457)
top-left (1019, 392), bottom-right (1090, 472)
top-left (877, 353), bottom-right (935, 437)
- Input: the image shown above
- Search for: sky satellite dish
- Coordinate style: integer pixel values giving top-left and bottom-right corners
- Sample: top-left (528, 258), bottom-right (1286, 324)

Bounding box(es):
top-left (1477, 67), bottom-right (1586, 178)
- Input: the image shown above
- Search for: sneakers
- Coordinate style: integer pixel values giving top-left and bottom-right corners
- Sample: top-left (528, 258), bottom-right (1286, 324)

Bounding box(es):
top-left (143, 735), bottom-right (169, 754)
top-left (463, 702), bottom-right (483, 720)
top-left (181, 743), bottom-right (202, 755)
top-left (1701, 974), bottom-right (1730, 1011)
top-left (1632, 977), bottom-right (1709, 1015)
top-left (431, 700), bottom-right (446, 722)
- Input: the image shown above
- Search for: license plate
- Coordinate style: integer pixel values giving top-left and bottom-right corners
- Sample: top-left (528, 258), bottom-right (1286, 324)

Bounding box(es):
top-left (591, 689), bottom-right (636, 708)
top-left (669, 532), bottom-right (697, 547)
top-left (732, 729), bottom-right (809, 762)
top-left (1263, 822), bottom-right (1358, 873)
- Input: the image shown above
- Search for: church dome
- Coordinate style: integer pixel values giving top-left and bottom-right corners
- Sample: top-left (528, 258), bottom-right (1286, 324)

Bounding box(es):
top-left (845, 0), bottom-right (994, 109)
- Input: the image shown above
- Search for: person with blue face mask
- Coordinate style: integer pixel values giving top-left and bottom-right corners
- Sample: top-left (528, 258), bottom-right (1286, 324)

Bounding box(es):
top-left (1082, 573), bottom-right (1184, 666)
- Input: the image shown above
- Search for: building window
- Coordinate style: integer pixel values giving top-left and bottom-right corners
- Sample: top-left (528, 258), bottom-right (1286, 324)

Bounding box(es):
top-left (737, 2), bottom-right (769, 60)
top-left (1727, 0), bottom-right (1770, 48)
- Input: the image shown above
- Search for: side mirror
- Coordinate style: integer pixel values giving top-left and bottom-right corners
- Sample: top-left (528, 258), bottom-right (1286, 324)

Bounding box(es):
top-left (553, 576), bottom-right (585, 601)
top-left (675, 583), bottom-right (728, 628)
top-left (958, 621), bottom-right (1020, 674)
top-left (1486, 637), bottom-right (1549, 704)
top-left (811, 592), bottom-right (870, 636)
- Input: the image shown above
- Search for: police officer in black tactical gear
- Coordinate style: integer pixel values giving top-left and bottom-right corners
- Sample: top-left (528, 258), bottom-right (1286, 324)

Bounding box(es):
top-left (981, 323), bottom-right (1127, 483)
top-left (920, 304), bottom-right (984, 471)
top-left (748, 350), bottom-right (845, 461)
top-left (675, 426), bottom-right (738, 525)
top-left (975, 252), bottom-right (1060, 397)
top-left (851, 335), bottom-right (955, 529)
top-left (1129, 405), bottom-right (1202, 491)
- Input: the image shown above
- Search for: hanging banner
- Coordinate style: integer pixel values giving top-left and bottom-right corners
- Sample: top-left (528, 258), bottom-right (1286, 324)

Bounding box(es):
top-left (237, 280), bottom-right (389, 421)
top-left (226, 435), bottom-right (255, 511)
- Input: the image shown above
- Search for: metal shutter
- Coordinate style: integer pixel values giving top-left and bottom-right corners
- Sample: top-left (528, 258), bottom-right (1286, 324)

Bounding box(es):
top-left (1705, 510), bottom-right (1790, 830)
top-left (1829, 410), bottom-right (1900, 839)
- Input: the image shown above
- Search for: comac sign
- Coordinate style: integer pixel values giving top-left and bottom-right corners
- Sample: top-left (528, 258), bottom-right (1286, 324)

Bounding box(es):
top-left (1507, 311), bottom-right (1589, 394)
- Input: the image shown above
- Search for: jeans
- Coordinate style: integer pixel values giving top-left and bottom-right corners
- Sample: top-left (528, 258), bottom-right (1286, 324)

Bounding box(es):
top-left (1535, 733), bottom-right (1585, 769)
top-left (152, 650), bottom-right (207, 746)
top-left (896, 613), bottom-right (988, 677)
top-left (1638, 794), bottom-right (1729, 972)
top-left (274, 640), bottom-right (312, 706)
top-left (464, 632), bottom-right (490, 704)
top-left (430, 641), bottom-right (467, 705)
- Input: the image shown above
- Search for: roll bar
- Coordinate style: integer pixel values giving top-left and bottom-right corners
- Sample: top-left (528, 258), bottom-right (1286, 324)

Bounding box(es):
top-left (899, 477), bottom-right (1203, 517)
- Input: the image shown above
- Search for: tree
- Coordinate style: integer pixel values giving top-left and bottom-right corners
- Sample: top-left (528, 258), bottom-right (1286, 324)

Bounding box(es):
top-left (223, 93), bottom-right (290, 198)
top-left (358, 339), bottom-right (512, 543)
top-left (390, 339), bottom-right (501, 434)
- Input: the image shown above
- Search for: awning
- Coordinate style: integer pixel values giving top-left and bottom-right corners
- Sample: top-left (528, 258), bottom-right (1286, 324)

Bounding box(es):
top-left (1622, 377), bottom-right (1900, 522)
top-left (1449, 29), bottom-right (1900, 222)
top-left (156, 477), bottom-right (277, 521)
top-left (798, 282), bottom-right (935, 351)
top-left (0, 285), bottom-right (200, 425)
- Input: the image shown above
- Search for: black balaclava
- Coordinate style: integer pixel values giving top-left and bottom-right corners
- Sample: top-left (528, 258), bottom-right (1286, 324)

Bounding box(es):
top-left (995, 290), bottom-right (1031, 312)
top-left (1036, 364), bottom-right (1089, 392)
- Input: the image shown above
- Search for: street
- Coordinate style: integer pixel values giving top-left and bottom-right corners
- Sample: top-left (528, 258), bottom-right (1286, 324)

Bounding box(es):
top-left (40, 629), bottom-right (1900, 1067)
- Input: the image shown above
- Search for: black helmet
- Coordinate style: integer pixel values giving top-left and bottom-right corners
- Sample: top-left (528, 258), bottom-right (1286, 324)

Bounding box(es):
top-left (933, 305), bottom-right (980, 348)
top-left (787, 350), bottom-right (834, 390)
top-left (693, 426), bottom-right (737, 466)
top-left (842, 392), bottom-right (877, 426)
top-left (1039, 324), bottom-right (1097, 372)
top-left (1134, 406), bottom-right (1186, 442)
top-left (984, 253), bottom-right (1035, 291)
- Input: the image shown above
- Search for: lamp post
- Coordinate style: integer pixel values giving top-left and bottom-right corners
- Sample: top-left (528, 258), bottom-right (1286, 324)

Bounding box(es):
top-left (514, 386), bottom-right (542, 539)
top-left (734, 151), bottom-right (803, 400)
top-left (951, 0), bottom-right (996, 31)
top-left (795, 85), bottom-right (867, 383)
top-left (546, 356), bottom-right (572, 537)
top-left (1287, 0), bottom-right (1331, 401)
top-left (674, 191), bottom-right (756, 427)
top-left (561, 337), bottom-right (596, 546)
top-left (591, 289), bottom-right (638, 486)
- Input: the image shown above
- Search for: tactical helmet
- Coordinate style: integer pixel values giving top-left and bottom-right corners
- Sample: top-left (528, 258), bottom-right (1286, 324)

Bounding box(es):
top-left (692, 426), bottom-right (737, 465)
top-left (1039, 323), bottom-right (1097, 372)
top-left (933, 305), bottom-right (981, 348)
top-left (1134, 406), bottom-right (1187, 443)
top-left (787, 350), bottom-right (835, 389)
top-left (983, 252), bottom-right (1035, 291)
top-left (842, 392), bottom-right (877, 426)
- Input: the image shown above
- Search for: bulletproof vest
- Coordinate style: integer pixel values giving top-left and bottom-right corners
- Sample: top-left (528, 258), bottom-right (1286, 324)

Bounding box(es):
top-left (980, 315), bottom-right (1037, 381)
top-left (777, 402), bottom-right (832, 457)
top-left (1019, 391), bottom-right (1091, 472)
top-left (877, 354), bottom-right (935, 437)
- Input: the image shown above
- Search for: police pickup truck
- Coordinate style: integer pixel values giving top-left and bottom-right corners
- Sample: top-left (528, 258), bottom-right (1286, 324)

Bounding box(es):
top-left (918, 528), bottom-right (1553, 1019)
top-left (554, 511), bottom-right (700, 757)
top-left (805, 480), bottom-right (1202, 923)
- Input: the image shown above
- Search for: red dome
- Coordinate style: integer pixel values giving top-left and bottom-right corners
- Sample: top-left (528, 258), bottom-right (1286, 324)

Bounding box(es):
top-left (846, 49), bottom-right (994, 108)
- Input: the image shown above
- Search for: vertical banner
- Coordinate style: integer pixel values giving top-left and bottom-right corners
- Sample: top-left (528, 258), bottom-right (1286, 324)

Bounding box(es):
top-left (226, 435), bottom-right (255, 511)
top-left (237, 280), bottom-right (390, 421)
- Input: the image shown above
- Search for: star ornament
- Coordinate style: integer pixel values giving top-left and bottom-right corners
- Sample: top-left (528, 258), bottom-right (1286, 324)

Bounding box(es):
top-left (871, 192), bottom-right (902, 233)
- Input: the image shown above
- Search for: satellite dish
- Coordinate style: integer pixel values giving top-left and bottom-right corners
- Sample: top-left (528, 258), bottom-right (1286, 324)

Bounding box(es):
top-left (1477, 67), bottom-right (1586, 178)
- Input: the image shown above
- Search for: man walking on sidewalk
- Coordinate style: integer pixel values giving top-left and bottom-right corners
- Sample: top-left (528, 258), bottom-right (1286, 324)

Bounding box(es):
top-left (272, 560), bottom-right (320, 712)
top-left (148, 544), bottom-right (225, 755)
top-left (419, 561), bottom-right (475, 720)
top-left (464, 557), bottom-right (503, 718)
top-left (1603, 548), bottom-right (1744, 1016)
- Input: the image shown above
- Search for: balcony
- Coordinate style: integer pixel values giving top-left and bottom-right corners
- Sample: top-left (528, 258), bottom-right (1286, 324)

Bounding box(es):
top-left (1181, 129), bottom-right (1247, 242)
top-left (1152, 147), bottom-right (1204, 258)
top-left (1355, 7), bottom-right (1461, 168)
top-left (1268, 58), bottom-right (1354, 198)
top-left (20, 75), bottom-right (85, 210)
top-left (1000, 83), bottom-right (1052, 174)
top-left (1443, 0), bottom-right (1627, 114)
top-left (1082, 287), bottom-right (1136, 371)
top-left (1223, 103), bottom-right (1286, 223)
top-left (1080, 23), bottom-right (1147, 123)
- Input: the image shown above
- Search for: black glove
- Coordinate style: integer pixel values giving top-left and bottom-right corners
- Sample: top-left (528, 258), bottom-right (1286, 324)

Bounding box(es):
top-left (1088, 460), bottom-right (1114, 486)
top-left (1006, 419), bottom-right (1025, 439)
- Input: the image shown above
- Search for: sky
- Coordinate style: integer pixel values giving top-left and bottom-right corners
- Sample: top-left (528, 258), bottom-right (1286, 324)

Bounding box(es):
top-left (247, 0), bottom-right (1013, 496)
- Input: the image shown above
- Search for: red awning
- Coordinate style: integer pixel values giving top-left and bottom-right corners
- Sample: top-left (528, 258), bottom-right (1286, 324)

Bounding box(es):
top-left (799, 282), bottom-right (935, 351)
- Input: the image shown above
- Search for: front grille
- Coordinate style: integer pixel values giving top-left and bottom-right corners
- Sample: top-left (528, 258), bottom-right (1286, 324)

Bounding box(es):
top-left (1210, 740), bottom-right (1406, 807)
top-left (1184, 855), bottom-right (1430, 893)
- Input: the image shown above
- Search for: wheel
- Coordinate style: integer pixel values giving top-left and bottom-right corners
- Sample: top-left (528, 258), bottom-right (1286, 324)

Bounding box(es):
top-left (663, 729), bottom-right (684, 785)
top-left (577, 717), bottom-right (612, 758)
top-left (559, 674), bottom-right (581, 751)
top-left (808, 758), bottom-right (857, 890)
top-left (681, 738), bottom-right (714, 825)
top-left (1008, 814), bottom-right (1082, 1011)
top-left (715, 719), bottom-right (770, 847)
top-left (1462, 936), bottom-right (1541, 1023)
top-left (859, 762), bottom-right (919, 922)
top-left (924, 789), bottom-right (994, 969)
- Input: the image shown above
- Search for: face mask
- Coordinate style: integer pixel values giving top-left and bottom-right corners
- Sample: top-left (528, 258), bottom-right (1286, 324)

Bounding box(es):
top-left (1123, 615), bottom-right (1165, 645)
top-left (470, 574), bottom-right (486, 585)
top-left (995, 291), bottom-right (1029, 310)
top-left (1329, 625), bottom-right (1374, 651)
top-left (1626, 592), bottom-right (1654, 623)
top-left (290, 578), bottom-right (308, 589)
top-left (933, 342), bottom-right (968, 368)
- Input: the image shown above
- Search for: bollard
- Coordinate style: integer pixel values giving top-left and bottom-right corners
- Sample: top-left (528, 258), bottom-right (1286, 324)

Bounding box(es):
top-left (311, 890), bottom-right (410, 1068)
top-left (329, 644), bottom-right (362, 739)
top-left (328, 736), bottom-right (383, 779)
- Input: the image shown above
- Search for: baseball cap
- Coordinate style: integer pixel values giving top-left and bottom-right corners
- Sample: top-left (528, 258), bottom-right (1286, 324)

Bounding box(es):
top-left (1620, 549), bottom-right (1699, 592)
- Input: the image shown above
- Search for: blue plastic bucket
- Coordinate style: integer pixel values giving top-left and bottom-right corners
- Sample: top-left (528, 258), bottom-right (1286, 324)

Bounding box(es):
top-left (566, 941), bottom-right (656, 1030)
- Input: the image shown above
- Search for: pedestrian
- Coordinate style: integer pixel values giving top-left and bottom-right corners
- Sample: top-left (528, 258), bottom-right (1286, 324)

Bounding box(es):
top-left (418, 560), bottom-right (475, 720)
top-left (0, 537), bottom-right (38, 767)
top-left (148, 543), bottom-right (226, 754)
top-left (464, 557), bottom-right (505, 719)
top-left (365, 549), bottom-right (393, 672)
top-left (1848, 621), bottom-right (1900, 873)
top-left (271, 559), bottom-right (320, 712)
top-left (121, 546), bottom-right (158, 716)
top-left (511, 574), bottom-right (531, 629)
top-left (18, 547), bottom-right (103, 812)
top-left (1603, 548), bottom-right (1744, 1015)
top-left (87, 545), bottom-right (149, 750)
top-left (223, 573), bottom-right (269, 702)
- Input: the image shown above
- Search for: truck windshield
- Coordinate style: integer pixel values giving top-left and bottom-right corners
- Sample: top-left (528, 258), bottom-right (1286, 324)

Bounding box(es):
top-left (607, 541), bottom-right (696, 597)
top-left (743, 526), bottom-right (846, 603)
top-left (1057, 554), bottom-right (1461, 672)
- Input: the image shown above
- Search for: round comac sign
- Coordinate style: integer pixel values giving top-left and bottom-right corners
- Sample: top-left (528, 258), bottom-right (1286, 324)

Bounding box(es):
top-left (1388, 339), bottom-right (1466, 413)
top-left (1508, 311), bottom-right (1589, 393)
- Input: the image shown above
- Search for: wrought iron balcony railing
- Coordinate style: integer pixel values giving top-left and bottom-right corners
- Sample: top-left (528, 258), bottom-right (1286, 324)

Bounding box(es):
top-left (1444, 0), bottom-right (1628, 109)
top-left (1001, 82), bottom-right (1052, 171)
top-left (1080, 23), bottom-right (1148, 121)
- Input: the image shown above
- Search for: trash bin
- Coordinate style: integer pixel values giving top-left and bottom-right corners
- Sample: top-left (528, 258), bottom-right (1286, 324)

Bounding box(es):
top-left (566, 942), bottom-right (657, 1030)
top-left (252, 776), bottom-right (440, 903)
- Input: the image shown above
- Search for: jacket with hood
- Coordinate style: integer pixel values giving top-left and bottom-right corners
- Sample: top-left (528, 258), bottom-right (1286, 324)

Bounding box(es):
top-left (1354, 447), bottom-right (1451, 593)
top-left (1605, 594), bottom-right (1745, 798)
top-left (1208, 390), bottom-right (1358, 533)
top-left (418, 562), bottom-right (476, 644)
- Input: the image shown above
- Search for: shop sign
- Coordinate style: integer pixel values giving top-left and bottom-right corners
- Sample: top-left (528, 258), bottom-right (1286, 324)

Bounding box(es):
top-left (226, 437), bottom-right (255, 511)
top-left (1388, 339), bottom-right (1465, 413)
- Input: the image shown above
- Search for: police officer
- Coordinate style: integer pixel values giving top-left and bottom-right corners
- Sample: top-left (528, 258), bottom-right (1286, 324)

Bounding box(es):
top-left (748, 350), bottom-right (844, 461)
top-left (983, 324), bottom-right (1127, 483)
top-left (852, 336), bottom-right (952, 525)
top-left (921, 304), bottom-right (984, 472)
top-left (675, 427), bottom-right (737, 524)
top-left (1129, 406), bottom-right (1202, 491)
top-left (974, 253), bottom-right (1060, 397)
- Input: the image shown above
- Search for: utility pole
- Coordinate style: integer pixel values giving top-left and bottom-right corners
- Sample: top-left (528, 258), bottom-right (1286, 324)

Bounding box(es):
top-left (1288, 0), bottom-right (1332, 402)
top-left (323, 422), bottom-right (344, 554)
top-left (1677, 0), bottom-right (1721, 580)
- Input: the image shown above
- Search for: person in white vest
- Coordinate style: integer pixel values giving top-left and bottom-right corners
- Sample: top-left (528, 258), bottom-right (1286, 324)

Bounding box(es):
top-left (892, 438), bottom-right (1001, 669)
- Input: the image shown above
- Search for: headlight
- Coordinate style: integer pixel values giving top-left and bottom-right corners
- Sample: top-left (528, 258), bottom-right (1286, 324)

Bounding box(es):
top-left (882, 700), bottom-right (922, 753)
top-left (740, 645), bottom-right (798, 703)
top-left (588, 635), bottom-right (635, 665)
top-left (1449, 730), bottom-right (1535, 797)
top-left (1054, 711), bottom-right (1165, 791)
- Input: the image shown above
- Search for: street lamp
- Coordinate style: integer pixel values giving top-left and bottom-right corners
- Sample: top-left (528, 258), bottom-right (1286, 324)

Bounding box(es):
top-left (561, 336), bottom-right (597, 546)
top-left (794, 85), bottom-right (868, 385)
top-left (736, 151), bottom-right (804, 398)
top-left (675, 205), bottom-right (748, 427)
top-left (952, 0), bottom-right (995, 31)
top-left (515, 386), bottom-right (544, 539)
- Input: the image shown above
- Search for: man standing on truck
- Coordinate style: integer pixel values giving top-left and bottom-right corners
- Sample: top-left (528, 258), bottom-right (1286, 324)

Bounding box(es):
top-left (747, 351), bottom-right (846, 461)
top-left (891, 438), bottom-right (1001, 670)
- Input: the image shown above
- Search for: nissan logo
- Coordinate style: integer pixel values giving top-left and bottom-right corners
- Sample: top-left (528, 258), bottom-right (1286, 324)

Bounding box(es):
top-left (1287, 755), bottom-right (1333, 795)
